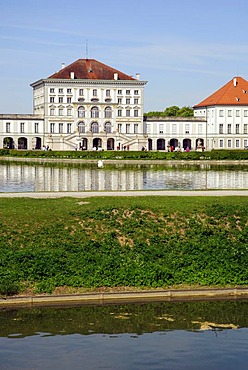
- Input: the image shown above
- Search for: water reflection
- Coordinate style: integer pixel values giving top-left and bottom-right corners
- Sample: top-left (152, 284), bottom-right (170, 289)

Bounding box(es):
top-left (1, 301), bottom-right (248, 369)
top-left (0, 162), bottom-right (248, 192)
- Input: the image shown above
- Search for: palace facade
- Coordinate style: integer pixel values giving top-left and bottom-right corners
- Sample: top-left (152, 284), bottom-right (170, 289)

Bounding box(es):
top-left (0, 58), bottom-right (248, 151)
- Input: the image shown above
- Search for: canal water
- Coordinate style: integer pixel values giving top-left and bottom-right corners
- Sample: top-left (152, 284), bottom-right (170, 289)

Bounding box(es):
top-left (0, 162), bottom-right (248, 192)
top-left (1, 300), bottom-right (248, 369)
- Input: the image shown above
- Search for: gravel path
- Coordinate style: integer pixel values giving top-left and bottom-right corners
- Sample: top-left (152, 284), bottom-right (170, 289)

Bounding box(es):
top-left (0, 190), bottom-right (248, 198)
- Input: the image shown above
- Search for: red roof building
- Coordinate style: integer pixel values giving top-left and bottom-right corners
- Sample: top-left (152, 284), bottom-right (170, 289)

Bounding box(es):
top-left (194, 77), bottom-right (248, 150)
top-left (30, 58), bottom-right (147, 151)
top-left (194, 77), bottom-right (248, 107)
top-left (49, 59), bottom-right (136, 81)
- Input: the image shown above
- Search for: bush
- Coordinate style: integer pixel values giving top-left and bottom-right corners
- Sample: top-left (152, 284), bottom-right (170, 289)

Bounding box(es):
top-left (0, 279), bottom-right (20, 296)
top-left (0, 149), bottom-right (248, 161)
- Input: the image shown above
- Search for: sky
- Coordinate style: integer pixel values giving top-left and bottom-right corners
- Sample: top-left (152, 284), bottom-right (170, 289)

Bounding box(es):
top-left (1, 0), bottom-right (248, 113)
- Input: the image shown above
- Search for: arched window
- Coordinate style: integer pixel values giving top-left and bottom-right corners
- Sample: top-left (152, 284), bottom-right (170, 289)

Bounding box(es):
top-left (78, 106), bottom-right (85, 118)
top-left (78, 121), bottom-right (86, 134)
top-left (105, 122), bottom-right (111, 133)
top-left (91, 122), bottom-right (99, 133)
top-left (91, 106), bottom-right (99, 118)
top-left (105, 106), bottom-right (112, 118)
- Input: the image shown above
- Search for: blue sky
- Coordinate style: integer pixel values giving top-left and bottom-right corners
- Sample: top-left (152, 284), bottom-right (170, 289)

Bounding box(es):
top-left (1, 0), bottom-right (248, 113)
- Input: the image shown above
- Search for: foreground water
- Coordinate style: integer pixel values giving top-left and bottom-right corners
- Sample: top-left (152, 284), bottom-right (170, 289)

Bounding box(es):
top-left (1, 300), bottom-right (248, 369)
top-left (0, 162), bottom-right (248, 192)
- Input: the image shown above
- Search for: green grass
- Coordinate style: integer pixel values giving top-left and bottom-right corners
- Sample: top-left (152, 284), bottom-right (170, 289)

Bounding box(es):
top-left (0, 196), bottom-right (248, 295)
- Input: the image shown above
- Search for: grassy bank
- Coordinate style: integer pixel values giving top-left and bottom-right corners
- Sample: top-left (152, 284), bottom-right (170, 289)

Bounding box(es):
top-left (0, 196), bottom-right (248, 295)
top-left (1, 149), bottom-right (248, 161)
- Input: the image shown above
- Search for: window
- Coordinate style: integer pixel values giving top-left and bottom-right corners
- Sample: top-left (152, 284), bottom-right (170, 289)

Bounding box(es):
top-left (244, 139), bottom-right (248, 147)
top-left (228, 139), bottom-right (232, 148)
top-left (6, 122), bottom-right (10, 133)
top-left (236, 110), bottom-right (240, 117)
top-left (219, 124), bottom-right (223, 134)
top-left (134, 98), bottom-right (139, 104)
top-left (126, 98), bottom-right (131, 104)
top-left (105, 122), bottom-right (111, 133)
top-left (227, 124), bottom-right (231, 134)
top-left (236, 139), bottom-right (240, 148)
top-left (67, 123), bottom-right (72, 133)
top-left (134, 90), bottom-right (139, 95)
top-left (79, 89), bottom-right (84, 96)
top-left (78, 106), bottom-right (85, 118)
top-left (67, 89), bottom-right (72, 93)
top-left (34, 122), bottom-right (39, 133)
top-left (78, 122), bottom-right (85, 133)
top-left (91, 107), bottom-right (99, 118)
top-left (118, 110), bottom-right (122, 117)
top-left (228, 110), bottom-right (232, 117)
top-left (198, 124), bottom-right (202, 134)
top-left (20, 122), bottom-right (25, 133)
top-left (236, 124), bottom-right (240, 134)
top-left (117, 90), bottom-right (122, 95)
top-left (219, 110), bottom-right (224, 117)
top-left (67, 97), bottom-right (72, 103)
top-left (126, 109), bottom-right (130, 117)
top-left (219, 139), bottom-right (224, 148)
top-left (134, 110), bottom-right (138, 117)
top-left (134, 124), bottom-right (138, 134)
top-left (172, 124), bottom-right (177, 134)
top-left (244, 110), bottom-right (248, 117)
top-left (50, 108), bottom-right (55, 116)
top-left (146, 124), bottom-right (151, 134)
top-left (50, 123), bottom-right (55, 133)
top-left (67, 108), bottom-right (72, 116)
top-left (50, 97), bottom-right (55, 103)
top-left (118, 124), bottom-right (122, 133)
top-left (244, 124), bottom-right (248, 134)
top-left (50, 88), bottom-right (55, 93)
top-left (93, 89), bottom-right (97, 96)
top-left (106, 89), bottom-right (110, 96)
top-left (59, 123), bottom-right (63, 134)
top-left (118, 98), bottom-right (122, 104)
top-left (126, 90), bottom-right (131, 95)
top-left (59, 97), bottom-right (63, 103)
top-left (185, 124), bottom-right (190, 134)
top-left (91, 122), bottom-right (99, 133)
top-left (59, 88), bottom-right (63, 93)
top-left (105, 107), bottom-right (112, 118)
top-left (159, 124), bottom-right (164, 134)
top-left (59, 108), bottom-right (63, 116)
top-left (126, 124), bottom-right (130, 133)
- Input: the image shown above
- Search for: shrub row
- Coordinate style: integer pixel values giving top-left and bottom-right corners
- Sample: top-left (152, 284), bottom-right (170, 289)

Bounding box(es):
top-left (1, 149), bottom-right (248, 161)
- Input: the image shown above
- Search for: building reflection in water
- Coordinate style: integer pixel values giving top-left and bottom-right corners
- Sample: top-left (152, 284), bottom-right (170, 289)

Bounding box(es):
top-left (0, 163), bottom-right (248, 192)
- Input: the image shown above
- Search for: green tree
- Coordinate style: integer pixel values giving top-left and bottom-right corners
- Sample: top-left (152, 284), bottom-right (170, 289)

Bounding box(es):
top-left (164, 106), bottom-right (180, 116)
top-left (176, 106), bottom-right (194, 117)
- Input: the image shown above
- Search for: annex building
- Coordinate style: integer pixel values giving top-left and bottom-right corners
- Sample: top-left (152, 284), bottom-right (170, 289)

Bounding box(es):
top-left (0, 58), bottom-right (248, 151)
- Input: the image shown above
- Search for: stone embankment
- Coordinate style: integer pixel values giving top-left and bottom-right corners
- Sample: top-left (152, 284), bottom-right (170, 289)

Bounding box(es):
top-left (1, 288), bottom-right (248, 308)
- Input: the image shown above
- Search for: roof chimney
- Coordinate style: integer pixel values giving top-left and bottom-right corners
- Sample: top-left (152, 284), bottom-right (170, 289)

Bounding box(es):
top-left (136, 73), bottom-right (140, 80)
top-left (61, 63), bottom-right (65, 69)
top-left (233, 77), bottom-right (237, 87)
top-left (114, 73), bottom-right (118, 80)
top-left (70, 72), bottom-right (74, 79)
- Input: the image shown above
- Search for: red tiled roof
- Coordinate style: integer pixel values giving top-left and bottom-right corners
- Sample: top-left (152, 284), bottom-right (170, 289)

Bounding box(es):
top-left (194, 77), bottom-right (248, 107)
top-left (48, 59), bottom-right (135, 80)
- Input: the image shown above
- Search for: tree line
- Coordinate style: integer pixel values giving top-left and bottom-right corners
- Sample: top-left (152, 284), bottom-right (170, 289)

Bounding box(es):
top-left (144, 105), bottom-right (193, 117)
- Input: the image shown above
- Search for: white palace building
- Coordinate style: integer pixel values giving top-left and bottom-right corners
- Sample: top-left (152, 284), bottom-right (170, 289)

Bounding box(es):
top-left (0, 57), bottom-right (248, 151)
